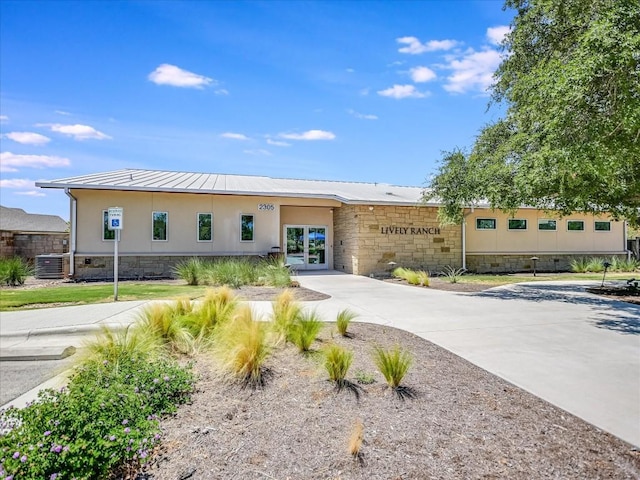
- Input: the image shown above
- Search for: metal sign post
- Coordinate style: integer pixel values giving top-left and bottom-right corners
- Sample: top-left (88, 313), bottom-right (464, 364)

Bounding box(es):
top-left (107, 207), bottom-right (124, 301)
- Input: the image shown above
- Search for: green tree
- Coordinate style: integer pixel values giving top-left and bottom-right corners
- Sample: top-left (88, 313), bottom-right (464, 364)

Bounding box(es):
top-left (427, 0), bottom-right (640, 225)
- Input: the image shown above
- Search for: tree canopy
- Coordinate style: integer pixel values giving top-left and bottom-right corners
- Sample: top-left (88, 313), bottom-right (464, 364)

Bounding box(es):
top-left (426, 0), bottom-right (640, 225)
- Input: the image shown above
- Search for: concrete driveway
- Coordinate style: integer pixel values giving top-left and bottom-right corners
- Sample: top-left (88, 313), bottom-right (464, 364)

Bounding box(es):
top-left (293, 272), bottom-right (640, 447)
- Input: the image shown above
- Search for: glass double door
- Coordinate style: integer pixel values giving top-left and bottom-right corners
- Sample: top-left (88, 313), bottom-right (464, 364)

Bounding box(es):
top-left (284, 225), bottom-right (327, 270)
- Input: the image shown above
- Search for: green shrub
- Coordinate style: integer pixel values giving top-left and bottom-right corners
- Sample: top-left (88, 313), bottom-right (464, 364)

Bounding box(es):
top-left (258, 257), bottom-right (292, 287)
top-left (0, 352), bottom-right (194, 479)
top-left (610, 256), bottom-right (639, 272)
top-left (323, 344), bottom-right (353, 386)
top-left (213, 306), bottom-right (271, 387)
top-left (136, 302), bottom-right (195, 354)
top-left (0, 257), bottom-right (34, 286)
top-left (289, 310), bottom-right (323, 352)
top-left (393, 267), bottom-right (429, 286)
top-left (207, 257), bottom-right (257, 288)
top-left (184, 286), bottom-right (238, 339)
top-left (271, 289), bottom-right (302, 344)
top-left (416, 270), bottom-right (430, 287)
top-left (372, 345), bottom-right (412, 389)
top-left (570, 257), bottom-right (590, 273)
top-left (83, 325), bottom-right (161, 368)
top-left (586, 257), bottom-right (605, 273)
top-left (173, 257), bottom-right (204, 285)
top-left (354, 370), bottom-right (376, 385)
top-left (336, 309), bottom-right (358, 337)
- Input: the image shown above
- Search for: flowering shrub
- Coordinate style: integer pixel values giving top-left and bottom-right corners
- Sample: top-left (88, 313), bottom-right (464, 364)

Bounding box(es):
top-left (0, 353), bottom-right (194, 479)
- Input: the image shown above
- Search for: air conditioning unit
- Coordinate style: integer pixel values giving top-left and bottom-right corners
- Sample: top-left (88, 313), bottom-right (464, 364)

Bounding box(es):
top-left (35, 254), bottom-right (64, 279)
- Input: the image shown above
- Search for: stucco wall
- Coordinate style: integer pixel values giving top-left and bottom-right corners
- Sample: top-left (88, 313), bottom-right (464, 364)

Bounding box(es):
top-left (333, 205), bottom-right (462, 276)
top-left (465, 210), bottom-right (625, 254)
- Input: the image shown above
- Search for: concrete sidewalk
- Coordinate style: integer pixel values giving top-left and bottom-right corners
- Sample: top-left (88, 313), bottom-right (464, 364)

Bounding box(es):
top-left (0, 273), bottom-right (638, 447)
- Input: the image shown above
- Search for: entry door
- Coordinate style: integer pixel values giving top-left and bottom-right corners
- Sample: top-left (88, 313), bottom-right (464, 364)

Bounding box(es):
top-left (284, 225), bottom-right (327, 270)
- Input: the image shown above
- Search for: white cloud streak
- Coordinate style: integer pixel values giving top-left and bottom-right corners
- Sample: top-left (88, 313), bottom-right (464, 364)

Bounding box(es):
top-left (279, 130), bottom-right (336, 141)
top-left (16, 190), bottom-right (46, 197)
top-left (0, 115), bottom-right (8, 122)
top-left (38, 123), bottom-right (111, 140)
top-left (243, 149), bottom-right (272, 156)
top-left (346, 109), bottom-right (378, 120)
top-left (220, 132), bottom-right (249, 140)
top-left (0, 152), bottom-right (71, 172)
top-left (443, 48), bottom-right (502, 94)
top-left (266, 139), bottom-right (291, 147)
top-left (487, 26), bottom-right (511, 45)
top-left (409, 66), bottom-right (437, 83)
top-left (148, 64), bottom-right (214, 89)
top-left (3, 132), bottom-right (51, 145)
top-left (377, 84), bottom-right (428, 99)
top-left (0, 178), bottom-right (35, 188)
top-left (397, 36), bottom-right (460, 54)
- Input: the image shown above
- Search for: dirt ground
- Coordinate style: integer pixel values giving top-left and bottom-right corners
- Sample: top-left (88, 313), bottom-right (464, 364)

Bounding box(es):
top-left (137, 323), bottom-right (639, 480)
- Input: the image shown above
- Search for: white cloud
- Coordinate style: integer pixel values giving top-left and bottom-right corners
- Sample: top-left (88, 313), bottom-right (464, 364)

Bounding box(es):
top-left (55, 110), bottom-right (72, 116)
top-left (0, 152), bottom-right (71, 172)
top-left (409, 66), bottom-right (437, 83)
top-left (243, 149), bottom-right (272, 156)
top-left (487, 26), bottom-right (511, 46)
top-left (346, 68), bottom-right (355, 73)
top-left (220, 132), bottom-right (249, 140)
top-left (377, 84), bottom-right (428, 99)
top-left (16, 190), bottom-right (46, 197)
top-left (38, 123), bottom-right (111, 140)
top-left (148, 64), bottom-right (214, 89)
top-left (266, 138), bottom-right (291, 147)
top-left (0, 115), bottom-right (8, 122)
top-left (3, 132), bottom-right (51, 145)
top-left (360, 88), bottom-right (370, 96)
top-left (397, 36), bottom-right (460, 54)
top-left (279, 130), bottom-right (336, 141)
top-left (443, 48), bottom-right (502, 94)
top-left (0, 178), bottom-right (34, 188)
top-left (346, 109), bottom-right (378, 120)
top-left (215, 88), bottom-right (229, 95)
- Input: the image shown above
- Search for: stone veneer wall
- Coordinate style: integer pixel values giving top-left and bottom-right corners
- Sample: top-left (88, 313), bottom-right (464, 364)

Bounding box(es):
top-left (0, 232), bottom-right (69, 261)
top-left (333, 205), bottom-right (462, 276)
top-left (466, 253), bottom-right (628, 273)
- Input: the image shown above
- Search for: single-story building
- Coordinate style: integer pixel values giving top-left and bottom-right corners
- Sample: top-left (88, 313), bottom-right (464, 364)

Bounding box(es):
top-left (0, 205), bottom-right (69, 261)
top-left (36, 169), bottom-right (629, 280)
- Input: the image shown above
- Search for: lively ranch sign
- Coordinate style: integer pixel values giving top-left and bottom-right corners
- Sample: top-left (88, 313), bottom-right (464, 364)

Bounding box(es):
top-left (380, 226), bottom-right (441, 235)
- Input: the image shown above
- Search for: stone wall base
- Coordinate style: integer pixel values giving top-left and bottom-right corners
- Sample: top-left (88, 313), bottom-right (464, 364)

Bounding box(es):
top-left (466, 253), bottom-right (628, 274)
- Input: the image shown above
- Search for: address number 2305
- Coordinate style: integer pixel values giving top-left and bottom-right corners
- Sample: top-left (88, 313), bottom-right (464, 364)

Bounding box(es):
top-left (258, 203), bottom-right (275, 211)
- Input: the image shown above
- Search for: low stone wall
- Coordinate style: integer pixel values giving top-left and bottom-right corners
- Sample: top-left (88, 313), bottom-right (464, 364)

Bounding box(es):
top-left (0, 232), bottom-right (69, 261)
top-left (466, 253), bottom-right (629, 274)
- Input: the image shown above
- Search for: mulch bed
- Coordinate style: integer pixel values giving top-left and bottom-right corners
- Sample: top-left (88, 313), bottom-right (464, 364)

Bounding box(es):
top-left (384, 277), bottom-right (492, 293)
top-left (138, 323), bottom-right (639, 480)
top-left (585, 286), bottom-right (640, 306)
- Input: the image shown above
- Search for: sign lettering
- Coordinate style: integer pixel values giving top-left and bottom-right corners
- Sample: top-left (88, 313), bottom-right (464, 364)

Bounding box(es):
top-left (380, 226), bottom-right (441, 235)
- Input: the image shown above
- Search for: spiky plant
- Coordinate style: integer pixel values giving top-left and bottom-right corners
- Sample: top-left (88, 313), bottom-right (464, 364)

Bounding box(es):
top-left (213, 306), bottom-right (270, 388)
top-left (336, 309), bottom-right (358, 337)
top-left (348, 418), bottom-right (364, 461)
top-left (372, 345), bottom-right (412, 389)
top-left (271, 289), bottom-right (302, 344)
top-left (570, 257), bottom-right (589, 273)
top-left (441, 265), bottom-right (466, 283)
top-left (185, 286), bottom-right (238, 339)
top-left (323, 344), bottom-right (353, 386)
top-left (0, 257), bottom-right (34, 286)
top-left (289, 310), bottom-right (323, 352)
top-left (416, 270), bottom-right (430, 287)
top-left (135, 302), bottom-right (194, 354)
top-left (586, 257), bottom-right (605, 273)
top-left (173, 257), bottom-right (204, 285)
top-left (82, 325), bottom-right (161, 369)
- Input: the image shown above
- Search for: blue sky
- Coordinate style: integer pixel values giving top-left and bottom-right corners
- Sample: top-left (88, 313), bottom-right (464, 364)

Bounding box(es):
top-left (1, 0), bottom-right (513, 220)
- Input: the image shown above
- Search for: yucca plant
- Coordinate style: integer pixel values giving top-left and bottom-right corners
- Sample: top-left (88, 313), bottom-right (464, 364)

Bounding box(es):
top-left (271, 289), bottom-right (302, 344)
top-left (184, 286), bottom-right (238, 339)
top-left (372, 345), bottom-right (412, 390)
top-left (441, 265), bottom-right (466, 283)
top-left (323, 344), bottom-right (353, 386)
top-left (289, 310), bottom-right (323, 352)
top-left (173, 257), bottom-right (204, 285)
top-left (213, 306), bottom-right (271, 388)
top-left (570, 257), bottom-right (590, 273)
top-left (336, 309), bottom-right (358, 337)
top-left (0, 256), bottom-right (34, 286)
top-left (135, 302), bottom-right (194, 354)
top-left (586, 257), bottom-right (605, 273)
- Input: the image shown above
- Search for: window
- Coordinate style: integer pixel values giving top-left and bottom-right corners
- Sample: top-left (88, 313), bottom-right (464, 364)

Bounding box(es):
top-left (152, 211), bottom-right (168, 241)
top-left (538, 219), bottom-right (557, 231)
top-left (102, 210), bottom-right (115, 241)
top-left (567, 220), bottom-right (584, 231)
top-left (508, 219), bottom-right (527, 230)
top-left (476, 218), bottom-right (496, 230)
top-left (197, 213), bottom-right (213, 242)
top-left (595, 221), bottom-right (611, 232)
top-left (240, 214), bottom-right (254, 242)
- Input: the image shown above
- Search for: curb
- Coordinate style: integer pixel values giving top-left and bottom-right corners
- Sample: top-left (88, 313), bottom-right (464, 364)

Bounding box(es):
top-left (0, 345), bottom-right (77, 362)
top-left (0, 322), bottom-right (131, 339)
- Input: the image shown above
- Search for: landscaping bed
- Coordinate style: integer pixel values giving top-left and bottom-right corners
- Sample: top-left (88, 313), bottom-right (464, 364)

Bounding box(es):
top-left (138, 323), bottom-right (639, 480)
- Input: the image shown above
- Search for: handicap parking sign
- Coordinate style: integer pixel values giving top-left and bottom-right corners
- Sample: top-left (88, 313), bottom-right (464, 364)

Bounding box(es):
top-left (107, 207), bottom-right (123, 230)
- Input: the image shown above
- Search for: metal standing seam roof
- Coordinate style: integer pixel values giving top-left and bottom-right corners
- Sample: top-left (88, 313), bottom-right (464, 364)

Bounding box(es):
top-left (35, 168), bottom-right (443, 206)
top-left (0, 206), bottom-right (68, 233)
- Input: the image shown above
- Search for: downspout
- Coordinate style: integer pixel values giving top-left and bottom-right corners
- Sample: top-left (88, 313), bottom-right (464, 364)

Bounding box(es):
top-left (623, 220), bottom-right (632, 260)
top-left (64, 188), bottom-right (77, 277)
top-left (461, 207), bottom-right (474, 270)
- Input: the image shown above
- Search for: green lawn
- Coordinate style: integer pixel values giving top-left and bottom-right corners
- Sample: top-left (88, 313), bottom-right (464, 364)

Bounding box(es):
top-left (0, 283), bottom-right (208, 311)
top-left (454, 271), bottom-right (637, 286)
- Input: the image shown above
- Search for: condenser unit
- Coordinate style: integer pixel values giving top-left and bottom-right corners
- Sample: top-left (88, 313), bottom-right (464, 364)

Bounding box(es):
top-left (35, 254), bottom-right (64, 279)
